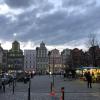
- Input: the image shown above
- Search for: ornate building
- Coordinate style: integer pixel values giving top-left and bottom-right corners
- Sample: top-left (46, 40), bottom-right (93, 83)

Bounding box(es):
top-left (36, 41), bottom-right (48, 74)
top-left (48, 49), bottom-right (62, 74)
top-left (7, 41), bottom-right (24, 72)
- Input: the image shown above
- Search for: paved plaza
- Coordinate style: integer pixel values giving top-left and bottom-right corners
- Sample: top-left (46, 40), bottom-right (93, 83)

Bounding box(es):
top-left (0, 75), bottom-right (100, 100)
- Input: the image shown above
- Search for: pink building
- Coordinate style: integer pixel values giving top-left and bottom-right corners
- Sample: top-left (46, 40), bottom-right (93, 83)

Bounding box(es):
top-left (48, 49), bottom-right (62, 73)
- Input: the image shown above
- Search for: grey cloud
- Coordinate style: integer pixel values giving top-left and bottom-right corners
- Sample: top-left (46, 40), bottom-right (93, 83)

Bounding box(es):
top-left (0, 0), bottom-right (54, 39)
top-left (0, 0), bottom-right (100, 47)
top-left (62, 0), bottom-right (96, 8)
top-left (4, 0), bottom-right (33, 8)
top-left (0, 15), bottom-right (13, 39)
top-left (16, 4), bottom-right (100, 45)
top-left (33, 4), bottom-right (100, 44)
top-left (4, 0), bottom-right (54, 10)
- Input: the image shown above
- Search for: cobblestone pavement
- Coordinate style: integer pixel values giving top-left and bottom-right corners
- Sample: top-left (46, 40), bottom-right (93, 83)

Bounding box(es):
top-left (0, 92), bottom-right (59, 100)
top-left (0, 75), bottom-right (100, 100)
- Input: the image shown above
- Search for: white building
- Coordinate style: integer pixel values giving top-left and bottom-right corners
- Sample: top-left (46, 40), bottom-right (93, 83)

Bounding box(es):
top-left (24, 50), bottom-right (36, 72)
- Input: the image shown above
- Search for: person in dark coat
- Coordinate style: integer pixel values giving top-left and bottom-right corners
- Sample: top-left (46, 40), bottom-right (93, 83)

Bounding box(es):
top-left (85, 71), bottom-right (92, 88)
top-left (2, 82), bottom-right (5, 93)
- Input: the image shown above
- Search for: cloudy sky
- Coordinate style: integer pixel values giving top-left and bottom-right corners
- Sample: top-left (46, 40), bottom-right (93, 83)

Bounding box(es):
top-left (0, 0), bottom-right (100, 51)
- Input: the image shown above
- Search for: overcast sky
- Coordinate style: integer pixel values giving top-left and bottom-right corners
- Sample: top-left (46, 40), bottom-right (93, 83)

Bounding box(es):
top-left (0, 0), bottom-right (100, 51)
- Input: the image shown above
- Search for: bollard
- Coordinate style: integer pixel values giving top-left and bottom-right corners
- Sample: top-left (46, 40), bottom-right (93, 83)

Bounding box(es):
top-left (28, 78), bottom-right (31, 100)
top-left (50, 82), bottom-right (52, 92)
top-left (61, 87), bottom-right (64, 100)
top-left (28, 87), bottom-right (30, 100)
top-left (49, 82), bottom-right (56, 96)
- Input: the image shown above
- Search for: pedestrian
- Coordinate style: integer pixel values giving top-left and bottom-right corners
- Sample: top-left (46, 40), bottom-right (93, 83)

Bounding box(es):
top-left (85, 71), bottom-right (92, 88)
top-left (8, 77), bottom-right (13, 87)
top-left (24, 76), bottom-right (27, 84)
top-left (68, 71), bottom-right (72, 80)
top-left (2, 82), bottom-right (5, 93)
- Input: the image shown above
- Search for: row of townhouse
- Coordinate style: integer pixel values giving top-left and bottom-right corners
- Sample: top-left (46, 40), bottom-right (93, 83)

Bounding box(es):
top-left (1, 40), bottom-right (100, 74)
top-left (0, 40), bottom-right (71, 74)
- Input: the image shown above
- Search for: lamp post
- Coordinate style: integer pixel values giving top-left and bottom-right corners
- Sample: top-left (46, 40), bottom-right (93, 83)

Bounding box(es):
top-left (12, 62), bottom-right (15, 94)
top-left (12, 79), bottom-right (14, 94)
top-left (48, 51), bottom-right (51, 74)
top-left (28, 77), bottom-right (31, 100)
top-left (52, 55), bottom-right (55, 87)
top-left (50, 55), bottom-right (55, 94)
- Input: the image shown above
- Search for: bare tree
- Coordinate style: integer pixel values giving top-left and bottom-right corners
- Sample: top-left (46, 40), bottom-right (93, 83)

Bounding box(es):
top-left (86, 33), bottom-right (99, 67)
top-left (87, 33), bottom-right (99, 48)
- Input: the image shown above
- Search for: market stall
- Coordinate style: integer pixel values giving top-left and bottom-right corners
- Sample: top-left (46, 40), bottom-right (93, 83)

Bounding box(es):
top-left (76, 67), bottom-right (100, 82)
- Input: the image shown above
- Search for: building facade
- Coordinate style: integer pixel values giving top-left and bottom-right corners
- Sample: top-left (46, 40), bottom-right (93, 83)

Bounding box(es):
top-left (0, 44), bottom-right (3, 73)
top-left (61, 48), bottom-right (71, 68)
top-left (49, 49), bottom-right (62, 74)
top-left (2, 50), bottom-right (8, 72)
top-left (36, 41), bottom-right (48, 74)
top-left (7, 41), bottom-right (24, 73)
top-left (24, 50), bottom-right (36, 72)
top-left (70, 48), bottom-right (84, 68)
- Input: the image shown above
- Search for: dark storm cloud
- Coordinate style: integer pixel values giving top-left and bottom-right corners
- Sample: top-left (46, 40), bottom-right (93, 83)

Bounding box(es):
top-left (0, 0), bottom-right (54, 40)
top-left (28, 2), bottom-right (100, 44)
top-left (0, 0), bottom-right (100, 46)
top-left (4, 0), bottom-right (53, 9)
top-left (0, 15), bottom-right (13, 39)
top-left (4, 0), bottom-right (33, 8)
top-left (62, 0), bottom-right (96, 7)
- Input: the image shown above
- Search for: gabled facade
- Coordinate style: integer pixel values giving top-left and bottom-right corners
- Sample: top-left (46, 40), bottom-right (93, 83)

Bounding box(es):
top-left (61, 48), bottom-right (71, 68)
top-left (7, 41), bottom-right (24, 73)
top-left (48, 49), bottom-right (62, 73)
top-left (36, 41), bottom-right (48, 74)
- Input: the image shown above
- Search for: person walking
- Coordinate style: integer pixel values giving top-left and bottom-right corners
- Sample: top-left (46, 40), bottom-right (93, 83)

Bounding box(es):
top-left (85, 71), bottom-right (92, 88)
top-left (2, 82), bottom-right (5, 93)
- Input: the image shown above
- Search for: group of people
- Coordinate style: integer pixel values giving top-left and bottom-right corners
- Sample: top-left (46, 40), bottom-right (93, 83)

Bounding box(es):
top-left (63, 71), bottom-right (76, 79)
top-left (63, 70), bottom-right (93, 88)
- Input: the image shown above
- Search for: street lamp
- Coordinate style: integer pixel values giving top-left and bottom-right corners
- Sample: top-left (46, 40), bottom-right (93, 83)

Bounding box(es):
top-left (50, 55), bottom-right (55, 94)
top-left (28, 77), bottom-right (31, 100)
top-left (12, 79), bottom-right (15, 94)
top-left (12, 61), bottom-right (15, 94)
top-left (52, 55), bottom-right (55, 87)
top-left (48, 51), bottom-right (51, 74)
